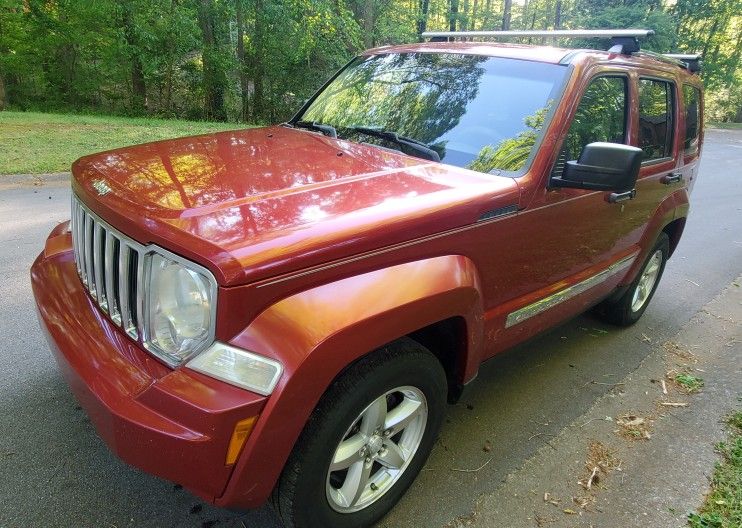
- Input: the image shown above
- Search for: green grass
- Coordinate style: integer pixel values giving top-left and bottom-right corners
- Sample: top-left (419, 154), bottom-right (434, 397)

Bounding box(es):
top-left (707, 122), bottom-right (742, 130)
top-left (0, 111), bottom-right (245, 174)
top-left (688, 411), bottom-right (742, 528)
top-left (676, 373), bottom-right (705, 393)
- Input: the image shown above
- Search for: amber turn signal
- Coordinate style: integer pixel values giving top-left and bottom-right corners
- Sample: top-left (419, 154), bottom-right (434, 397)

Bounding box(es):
top-left (226, 416), bottom-right (258, 465)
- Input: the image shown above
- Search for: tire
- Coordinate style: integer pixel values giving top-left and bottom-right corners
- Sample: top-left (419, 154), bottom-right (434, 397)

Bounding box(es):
top-left (272, 338), bottom-right (447, 528)
top-left (597, 232), bottom-right (670, 326)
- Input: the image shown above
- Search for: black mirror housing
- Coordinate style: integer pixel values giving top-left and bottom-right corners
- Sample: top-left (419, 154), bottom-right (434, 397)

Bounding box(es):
top-left (551, 142), bottom-right (643, 192)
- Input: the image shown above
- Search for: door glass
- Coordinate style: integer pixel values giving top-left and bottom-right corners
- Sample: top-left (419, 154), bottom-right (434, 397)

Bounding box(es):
top-left (638, 79), bottom-right (675, 161)
top-left (683, 85), bottom-right (701, 156)
top-left (553, 76), bottom-right (627, 177)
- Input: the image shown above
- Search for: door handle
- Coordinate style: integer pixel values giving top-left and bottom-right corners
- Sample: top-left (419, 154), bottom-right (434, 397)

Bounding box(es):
top-left (661, 172), bottom-right (683, 185)
top-left (608, 189), bottom-right (636, 203)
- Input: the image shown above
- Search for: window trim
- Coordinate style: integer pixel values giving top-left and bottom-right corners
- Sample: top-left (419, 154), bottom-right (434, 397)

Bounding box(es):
top-left (637, 76), bottom-right (678, 166)
top-left (548, 72), bottom-right (630, 182)
top-left (682, 83), bottom-right (702, 158)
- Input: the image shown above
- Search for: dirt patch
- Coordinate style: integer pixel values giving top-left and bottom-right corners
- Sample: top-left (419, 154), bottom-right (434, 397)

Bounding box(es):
top-left (615, 414), bottom-right (654, 440)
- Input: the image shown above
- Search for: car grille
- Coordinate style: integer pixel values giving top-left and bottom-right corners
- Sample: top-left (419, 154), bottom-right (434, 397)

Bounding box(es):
top-left (70, 195), bottom-right (145, 339)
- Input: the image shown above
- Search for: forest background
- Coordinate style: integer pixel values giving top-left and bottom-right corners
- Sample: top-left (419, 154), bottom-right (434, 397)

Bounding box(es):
top-left (0, 0), bottom-right (740, 127)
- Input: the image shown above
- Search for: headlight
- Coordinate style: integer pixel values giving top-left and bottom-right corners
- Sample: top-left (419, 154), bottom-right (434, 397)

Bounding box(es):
top-left (187, 342), bottom-right (283, 395)
top-left (144, 252), bottom-right (216, 366)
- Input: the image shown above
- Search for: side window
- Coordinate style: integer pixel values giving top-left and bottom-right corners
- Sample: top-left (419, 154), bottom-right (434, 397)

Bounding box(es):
top-left (638, 79), bottom-right (675, 161)
top-left (683, 84), bottom-right (701, 156)
top-left (561, 76), bottom-right (627, 164)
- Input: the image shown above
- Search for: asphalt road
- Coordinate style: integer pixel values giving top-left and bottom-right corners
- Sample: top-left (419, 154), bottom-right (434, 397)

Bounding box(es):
top-left (0, 129), bottom-right (740, 528)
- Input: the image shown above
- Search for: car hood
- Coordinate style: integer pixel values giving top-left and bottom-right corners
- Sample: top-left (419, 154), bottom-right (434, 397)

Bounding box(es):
top-left (72, 125), bottom-right (520, 286)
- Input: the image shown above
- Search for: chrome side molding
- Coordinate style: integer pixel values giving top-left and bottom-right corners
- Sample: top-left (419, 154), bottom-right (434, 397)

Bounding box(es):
top-left (505, 252), bottom-right (639, 328)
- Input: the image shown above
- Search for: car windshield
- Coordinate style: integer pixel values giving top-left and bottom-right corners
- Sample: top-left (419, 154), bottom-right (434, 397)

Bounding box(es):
top-left (296, 52), bottom-right (569, 174)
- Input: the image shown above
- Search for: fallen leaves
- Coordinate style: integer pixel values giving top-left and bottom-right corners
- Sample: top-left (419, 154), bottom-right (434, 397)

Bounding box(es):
top-left (616, 414), bottom-right (653, 440)
top-left (580, 441), bottom-right (621, 488)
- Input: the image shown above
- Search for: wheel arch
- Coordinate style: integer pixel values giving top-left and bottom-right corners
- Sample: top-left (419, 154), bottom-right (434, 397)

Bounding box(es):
top-left (662, 216), bottom-right (686, 257)
top-left (216, 255), bottom-right (484, 508)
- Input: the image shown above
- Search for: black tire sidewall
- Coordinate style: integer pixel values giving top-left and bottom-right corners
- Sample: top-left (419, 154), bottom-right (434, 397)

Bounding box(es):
top-left (281, 344), bottom-right (446, 528)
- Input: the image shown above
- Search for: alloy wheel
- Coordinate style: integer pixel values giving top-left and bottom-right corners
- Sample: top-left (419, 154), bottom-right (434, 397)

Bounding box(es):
top-left (631, 250), bottom-right (663, 312)
top-left (325, 386), bottom-right (428, 513)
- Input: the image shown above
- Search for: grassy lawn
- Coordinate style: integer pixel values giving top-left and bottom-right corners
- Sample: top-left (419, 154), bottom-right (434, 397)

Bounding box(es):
top-left (0, 111), bottom-right (246, 174)
top-left (688, 410), bottom-right (742, 528)
top-left (708, 122), bottom-right (742, 130)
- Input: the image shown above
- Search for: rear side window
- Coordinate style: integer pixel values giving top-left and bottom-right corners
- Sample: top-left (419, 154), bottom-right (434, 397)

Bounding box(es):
top-left (553, 76), bottom-right (626, 177)
top-left (638, 79), bottom-right (675, 161)
top-left (683, 85), bottom-right (701, 156)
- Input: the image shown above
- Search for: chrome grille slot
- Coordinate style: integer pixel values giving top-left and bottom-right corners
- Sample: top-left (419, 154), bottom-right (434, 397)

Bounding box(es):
top-left (70, 195), bottom-right (145, 341)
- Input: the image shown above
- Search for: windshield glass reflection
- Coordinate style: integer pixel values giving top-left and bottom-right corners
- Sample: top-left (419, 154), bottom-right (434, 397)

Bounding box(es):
top-left (299, 53), bottom-right (568, 173)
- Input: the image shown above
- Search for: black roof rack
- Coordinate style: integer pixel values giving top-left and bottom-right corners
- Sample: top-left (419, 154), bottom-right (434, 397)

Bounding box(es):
top-left (420, 29), bottom-right (655, 55)
top-left (635, 51), bottom-right (703, 73)
top-left (665, 53), bottom-right (702, 73)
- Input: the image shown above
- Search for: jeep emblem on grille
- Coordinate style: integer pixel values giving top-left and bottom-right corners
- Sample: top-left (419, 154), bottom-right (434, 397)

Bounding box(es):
top-left (92, 179), bottom-right (112, 196)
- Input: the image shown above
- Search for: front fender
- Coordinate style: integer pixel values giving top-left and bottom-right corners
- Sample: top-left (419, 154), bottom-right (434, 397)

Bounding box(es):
top-left (216, 255), bottom-right (483, 508)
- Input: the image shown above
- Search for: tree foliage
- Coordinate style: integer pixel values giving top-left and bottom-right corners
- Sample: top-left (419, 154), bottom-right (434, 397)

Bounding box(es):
top-left (0, 0), bottom-right (740, 122)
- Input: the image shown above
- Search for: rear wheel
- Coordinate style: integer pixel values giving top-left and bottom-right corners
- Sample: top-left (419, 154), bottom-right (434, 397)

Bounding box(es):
top-left (273, 338), bottom-right (447, 528)
top-left (597, 232), bottom-right (669, 326)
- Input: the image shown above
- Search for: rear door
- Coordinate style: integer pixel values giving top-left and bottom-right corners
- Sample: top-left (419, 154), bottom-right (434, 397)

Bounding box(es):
top-left (628, 75), bottom-right (682, 241)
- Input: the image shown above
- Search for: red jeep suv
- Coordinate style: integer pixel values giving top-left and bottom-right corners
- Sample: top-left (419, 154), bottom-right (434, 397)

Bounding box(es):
top-left (31, 30), bottom-right (703, 528)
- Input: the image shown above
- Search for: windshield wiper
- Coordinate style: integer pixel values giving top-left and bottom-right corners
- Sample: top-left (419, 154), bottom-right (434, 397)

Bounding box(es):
top-left (290, 120), bottom-right (338, 139)
top-left (350, 126), bottom-right (440, 162)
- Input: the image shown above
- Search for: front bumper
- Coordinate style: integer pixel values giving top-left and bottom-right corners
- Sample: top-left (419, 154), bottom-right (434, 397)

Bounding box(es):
top-left (31, 223), bottom-right (266, 503)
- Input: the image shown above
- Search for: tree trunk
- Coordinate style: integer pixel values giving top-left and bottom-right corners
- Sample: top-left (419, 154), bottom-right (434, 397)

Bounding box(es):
top-left (449, 0), bottom-right (459, 31)
top-left (555, 0), bottom-right (562, 29)
top-left (417, 0), bottom-right (430, 39)
top-left (252, 0), bottom-right (265, 121)
top-left (236, 0), bottom-right (249, 121)
top-left (727, 32), bottom-right (742, 78)
top-left (461, 0), bottom-right (469, 31)
top-left (701, 17), bottom-right (720, 57)
top-left (471, 0), bottom-right (478, 31)
top-left (362, 1), bottom-right (374, 48)
top-left (501, 0), bottom-right (512, 30)
top-left (122, 4), bottom-right (147, 112)
top-left (163, 0), bottom-right (177, 114)
top-left (197, 0), bottom-right (226, 120)
top-left (0, 73), bottom-right (5, 111)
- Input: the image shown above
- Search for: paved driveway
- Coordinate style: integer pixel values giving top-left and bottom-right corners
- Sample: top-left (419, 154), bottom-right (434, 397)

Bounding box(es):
top-left (1, 129), bottom-right (740, 528)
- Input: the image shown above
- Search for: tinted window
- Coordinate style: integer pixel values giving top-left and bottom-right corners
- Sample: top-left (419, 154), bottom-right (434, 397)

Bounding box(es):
top-left (561, 76), bottom-right (627, 163)
top-left (299, 54), bottom-right (569, 173)
top-left (683, 84), bottom-right (701, 156)
top-left (639, 79), bottom-right (675, 161)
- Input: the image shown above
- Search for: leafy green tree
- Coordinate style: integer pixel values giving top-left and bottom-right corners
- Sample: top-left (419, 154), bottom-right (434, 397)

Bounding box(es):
top-left (0, 0), bottom-right (739, 122)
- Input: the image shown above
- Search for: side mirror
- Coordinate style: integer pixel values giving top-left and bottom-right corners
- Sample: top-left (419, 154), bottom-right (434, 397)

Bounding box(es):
top-left (551, 142), bottom-right (643, 192)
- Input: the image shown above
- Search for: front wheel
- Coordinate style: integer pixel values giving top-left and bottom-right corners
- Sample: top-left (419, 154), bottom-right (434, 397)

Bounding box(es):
top-left (596, 232), bottom-right (669, 326)
top-left (272, 338), bottom-right (447, 528)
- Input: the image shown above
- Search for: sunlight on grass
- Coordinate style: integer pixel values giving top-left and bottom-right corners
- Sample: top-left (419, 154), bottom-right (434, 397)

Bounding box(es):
top-left (708, 122), bottom-right (742, 130)
top-left (0, 111), bottom-right (247, 174)
top-left (687, 410), bottom-right (742, 528)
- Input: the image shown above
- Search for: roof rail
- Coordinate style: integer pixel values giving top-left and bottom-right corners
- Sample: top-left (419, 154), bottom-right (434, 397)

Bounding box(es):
top-left (635, 51), bottom-right (702, 73)
top-left (665, 53), bottom-right (702, 73)
top-left (421, 29), bottom-right (655, 55)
